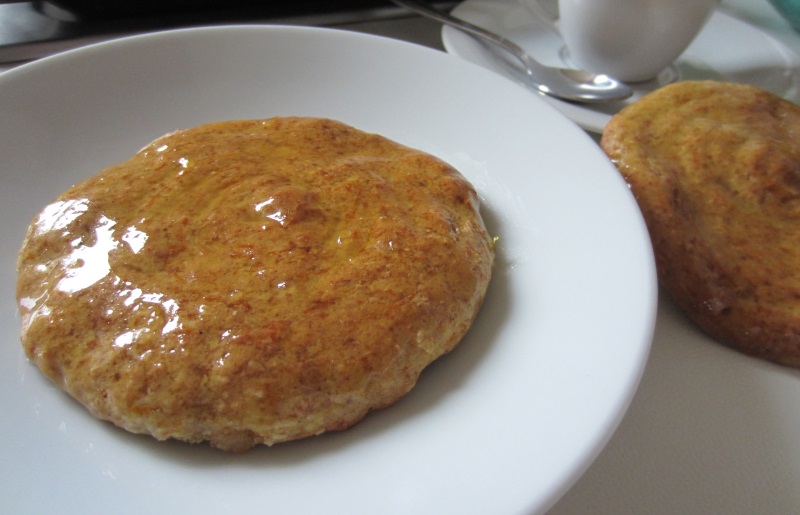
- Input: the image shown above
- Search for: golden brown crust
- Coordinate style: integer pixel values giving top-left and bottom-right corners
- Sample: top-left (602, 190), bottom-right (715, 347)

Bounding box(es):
top-left (16, 117), bottom-right (494, 450)
top-left (601, 81), bottom-right (800, 367)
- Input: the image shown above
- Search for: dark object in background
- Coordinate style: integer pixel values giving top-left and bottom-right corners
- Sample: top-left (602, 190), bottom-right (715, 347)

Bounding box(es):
top-left (3, 0), bottom-right (448, 63)
top-left (38, 0), bottom-right (394, 20)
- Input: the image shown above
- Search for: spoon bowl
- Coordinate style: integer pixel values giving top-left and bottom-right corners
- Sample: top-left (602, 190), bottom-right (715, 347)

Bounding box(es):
top-left (392, 0), bottom-right (633, 103)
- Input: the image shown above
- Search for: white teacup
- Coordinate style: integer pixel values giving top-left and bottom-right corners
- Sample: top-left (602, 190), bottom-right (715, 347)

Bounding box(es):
top-left (520, 0), bottom-right (717, 82)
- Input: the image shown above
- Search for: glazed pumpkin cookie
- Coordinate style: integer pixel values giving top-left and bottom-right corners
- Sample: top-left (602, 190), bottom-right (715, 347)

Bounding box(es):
top-left (17, 117), bottom-right (494, 450)
top-left (602, 81), bottom-right (800, 367)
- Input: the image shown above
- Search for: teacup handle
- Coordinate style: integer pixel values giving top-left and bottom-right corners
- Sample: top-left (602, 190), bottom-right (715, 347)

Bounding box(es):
top-left (517, 0), bottom-right (561, 36)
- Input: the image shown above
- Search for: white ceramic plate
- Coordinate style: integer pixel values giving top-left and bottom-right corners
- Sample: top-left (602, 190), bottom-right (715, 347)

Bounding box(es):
top-left (0, 25), bottom-right (656, 515)
top-left (443, 0), bottom-right (800, 133)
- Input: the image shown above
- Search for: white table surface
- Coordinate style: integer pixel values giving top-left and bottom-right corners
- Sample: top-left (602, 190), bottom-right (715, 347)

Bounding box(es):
top-left (2, 1), bottom-right (799, 513)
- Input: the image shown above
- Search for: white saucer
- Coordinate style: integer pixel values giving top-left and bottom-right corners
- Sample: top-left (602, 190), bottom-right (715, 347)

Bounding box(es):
top-left (443, 0), bottom-right (800, 133)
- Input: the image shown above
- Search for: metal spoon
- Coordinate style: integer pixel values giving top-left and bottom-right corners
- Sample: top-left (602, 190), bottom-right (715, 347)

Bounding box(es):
top-left (392, 0), bottom-right (633, 103)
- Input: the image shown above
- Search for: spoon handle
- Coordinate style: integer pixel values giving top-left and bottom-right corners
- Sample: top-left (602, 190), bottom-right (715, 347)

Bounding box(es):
top-left (391, 0), bottom-right (633, 103)
top-left (391, 0), bottom-right (542, 76)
